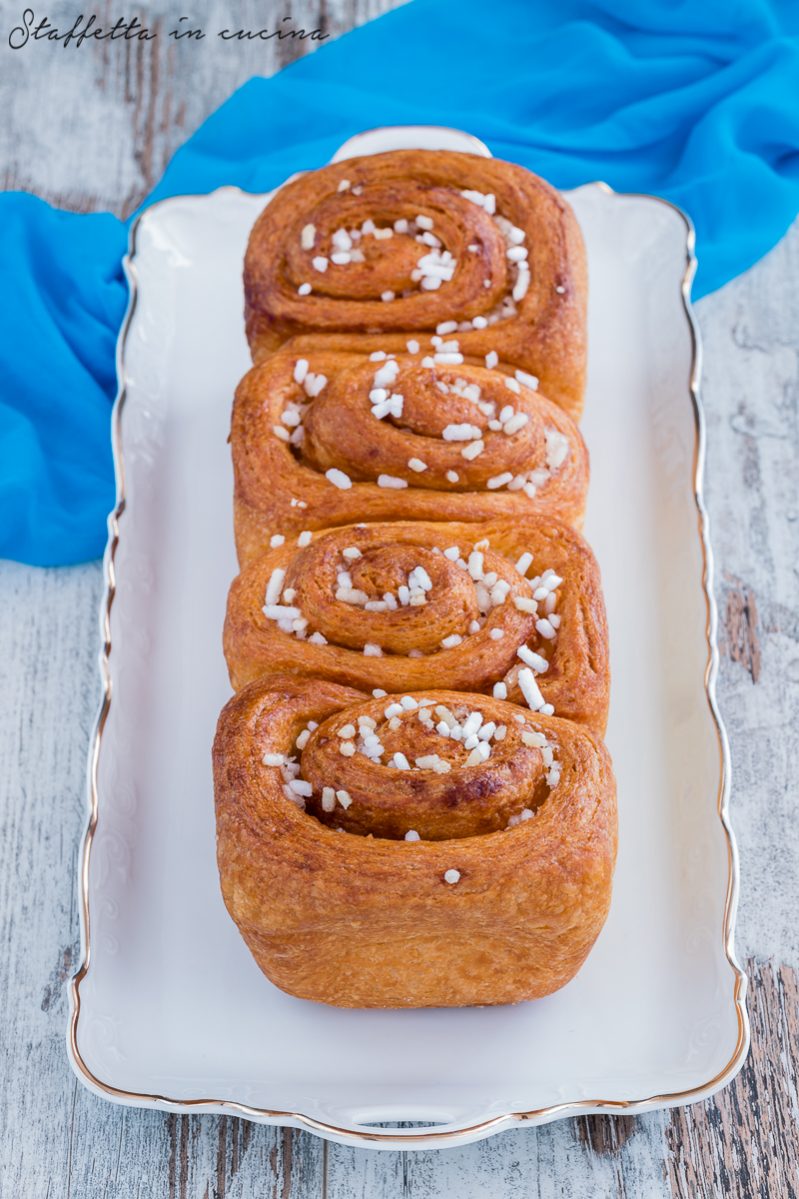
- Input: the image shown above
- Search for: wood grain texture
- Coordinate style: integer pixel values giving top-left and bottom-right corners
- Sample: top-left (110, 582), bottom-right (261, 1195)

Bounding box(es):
top-left (667, 960), bottom-right (799, 1199)
top-left (1, 0), bottom-right (798, 1193)
top-left (0, 0), bottom-right (401, 216)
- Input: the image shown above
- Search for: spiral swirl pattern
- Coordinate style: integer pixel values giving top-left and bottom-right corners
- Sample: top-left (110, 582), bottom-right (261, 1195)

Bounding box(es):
top-left (232, 346), bottom-right (588, 565)
top-left (244, 149), bottom-right (587, 417)
top-left (224, 517), bottom-right (609, 733)
top-left (216, 146), bottom-right (614, 1010)
top-left (299, 690), bottom-right (558, 841)
top-left (213, 676), bottom-right (617, 1007)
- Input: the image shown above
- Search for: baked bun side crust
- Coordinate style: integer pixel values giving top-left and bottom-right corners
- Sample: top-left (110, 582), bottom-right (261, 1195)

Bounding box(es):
top-left (213, 678), bottom-right (617, 1008)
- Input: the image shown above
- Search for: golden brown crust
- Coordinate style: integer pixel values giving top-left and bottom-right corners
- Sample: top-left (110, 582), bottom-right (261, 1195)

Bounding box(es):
top-left (213, 678), bottom-right (617, 1008)
top-left (232, 344), bottom-right (589, 565)
top-left (223, 517), bottom-right (610, 734)
top-left (213, 148), bottom-right (613, 1010)
top-left (244, 150), bottom-right (587, 418)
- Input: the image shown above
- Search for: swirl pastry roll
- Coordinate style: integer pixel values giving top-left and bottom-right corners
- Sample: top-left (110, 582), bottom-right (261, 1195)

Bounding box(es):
top-left (224, 517), bottom-right (609, 734)
top-left (244, 149), bottom-right (587, 417)
top-left (232, 346), bottom-right (588, 565)
top-left (213, 677), bottom-right (617, 1008)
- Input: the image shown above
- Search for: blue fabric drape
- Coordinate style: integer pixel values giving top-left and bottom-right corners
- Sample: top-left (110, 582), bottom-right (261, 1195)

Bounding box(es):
top-left (2, 0), bottom-right (798, 564)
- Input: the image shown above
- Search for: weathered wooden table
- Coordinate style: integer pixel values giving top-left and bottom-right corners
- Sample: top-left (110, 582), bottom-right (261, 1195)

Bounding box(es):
top-left (2, 3), bottom-right (797, 1194)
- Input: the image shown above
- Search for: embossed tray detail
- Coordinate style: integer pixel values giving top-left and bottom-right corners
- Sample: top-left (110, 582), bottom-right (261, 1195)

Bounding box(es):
top-left (67, 127), bottom-right (748, 1150)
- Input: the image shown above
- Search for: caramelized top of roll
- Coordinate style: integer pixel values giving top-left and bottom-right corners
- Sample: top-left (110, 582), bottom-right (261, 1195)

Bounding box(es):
top-left (244, 149), bottom-right (587, 418)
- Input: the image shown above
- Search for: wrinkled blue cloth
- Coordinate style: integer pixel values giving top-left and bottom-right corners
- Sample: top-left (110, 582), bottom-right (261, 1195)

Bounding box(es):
top-left (2, 0), bottom-right (798, 565)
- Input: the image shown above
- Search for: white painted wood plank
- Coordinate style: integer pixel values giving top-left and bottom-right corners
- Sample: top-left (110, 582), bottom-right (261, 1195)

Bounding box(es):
top-left (1, 0), bottom-right (797, 1191)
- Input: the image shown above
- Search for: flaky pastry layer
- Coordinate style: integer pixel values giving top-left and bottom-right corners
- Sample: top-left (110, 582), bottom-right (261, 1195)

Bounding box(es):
top-left (213, 677), bottom-right (617, 1007)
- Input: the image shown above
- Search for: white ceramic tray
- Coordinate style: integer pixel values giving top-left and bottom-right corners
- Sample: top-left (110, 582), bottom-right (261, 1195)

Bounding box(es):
top-left (68, 126), bottom-right (749, 1150)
